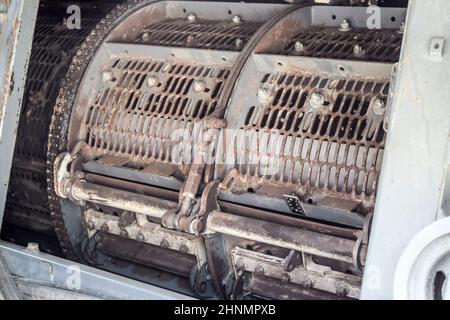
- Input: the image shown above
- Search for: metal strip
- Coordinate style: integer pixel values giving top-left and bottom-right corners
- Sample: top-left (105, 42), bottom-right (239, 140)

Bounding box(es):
top-left (0, 241), bottom-right (193, 300)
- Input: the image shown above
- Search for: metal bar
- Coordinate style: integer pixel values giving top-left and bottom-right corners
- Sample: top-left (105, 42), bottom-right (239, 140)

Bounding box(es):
top-left (68, 179), bottom-right (177, 219)
top-left (83, 161), bottom-right (183, 192)
top-left (218, 190), bottom-right (365, 229)
top-left (217, 199), bottom-right (359, 240)
top-left (0, 241), bottom-right (193, 300)
top-left (85, 172), bottom-right (179, 203)
top-left (99, 233), bottom-right (197, 277)
top-left (253, 54), bottom-right (395, 80)
top-left (206, 210), bottom-right (355, 263)
top-left (104, 42), bottom-right (239, 66)
top-left (362, 0), bottom-right (450, 299)
top-left (0, 0), bottom-right (39, 229)
top-left (244, 275), bottom-right (346, 300)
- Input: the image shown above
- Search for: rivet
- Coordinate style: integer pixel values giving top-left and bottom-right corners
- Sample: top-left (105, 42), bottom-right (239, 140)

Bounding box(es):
top-left (160, 239), bottom-right (170, 249)
top-left (232, 15), bottom-right (241, 24)
top-left (136, 233), bottom-right (145, 243)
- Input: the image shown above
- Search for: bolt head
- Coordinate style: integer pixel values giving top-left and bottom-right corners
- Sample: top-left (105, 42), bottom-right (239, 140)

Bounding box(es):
top-left (339, 19), bottom-right (351, 32)
top-left (187, 13), bottom-right (196, 22)
top-left (235, 38), bottom-right (243, 48)
top-left (336, 283), bottom-right (349, 297)
top-left (310, 92), bottom-right (326, 109)
top-left (353, 44), bottom-right (365, 57)
top-left (100, 224), bottom-right (109, 233)
top-left (372, 98), bottom-right (386, 115)
top-left (257, 88), bottom-right (270, 103)
top-left (232, 15), bottom-right (241, 24)
top-left (102, 71), bottom-right (113, 82)
top-left (146, 76), bottom-right (158, 88)
top-left (160, 239), bottom-right (170, 249)
top-left (26, 242), bottom-right (40, 253)
top-left (193, 80), bottom-right (206, 93)
top-left (398, 21), bottom-right (405, 34)
top-left (180, 244), bottom-right (190, 254)
top-left (136, 233), bottom-right (145, 243)
top-left (294, 41), bottom-right (305, 53)
top-left (186, 35), bottom-right (195, 44)
top-left (142, 32), bottom-right (150, 41)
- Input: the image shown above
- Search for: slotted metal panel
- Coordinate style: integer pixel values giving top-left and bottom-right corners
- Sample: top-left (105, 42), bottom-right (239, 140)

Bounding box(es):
top-left (82, 57), bottom-right (230, 165)
top-left (217, 6), bottom-right (405, 219)
top-left (136, 18), bottom-right (261, 51)
top-left (233, 71), bottom-right (388, 201)
top-left (280, 27), bottom-right (403, 63)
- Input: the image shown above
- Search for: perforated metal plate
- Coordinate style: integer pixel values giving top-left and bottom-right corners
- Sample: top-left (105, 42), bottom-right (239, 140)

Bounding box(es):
top-left (279, 26), bottom-right (403, 63)
top-left (135, 18), bottom-right (261, 51)
top-left (217, 5), bottom-right (404, 217)
top-left (82, 57), bottom-right (230, 165)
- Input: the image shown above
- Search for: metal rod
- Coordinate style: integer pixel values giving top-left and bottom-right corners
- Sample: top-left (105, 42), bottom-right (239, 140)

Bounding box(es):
top-left (69, 179), bottom-right (177, 219)
top-left (99, 233), bottom-right (196, 277)
top-left (217, 200), bottom-right (359, 240)
top-left (206, 210), bottom-right (355, 263)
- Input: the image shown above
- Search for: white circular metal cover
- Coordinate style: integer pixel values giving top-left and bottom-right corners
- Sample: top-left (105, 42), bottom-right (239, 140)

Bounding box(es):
top-left (394, 217), bottom-right (450, 300)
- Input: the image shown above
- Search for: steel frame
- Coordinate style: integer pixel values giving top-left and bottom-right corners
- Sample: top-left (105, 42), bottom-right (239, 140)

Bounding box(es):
top-left (361, 0), bottom-right (450, 299)
top-left (1, 0), bottom-right (449, 300)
